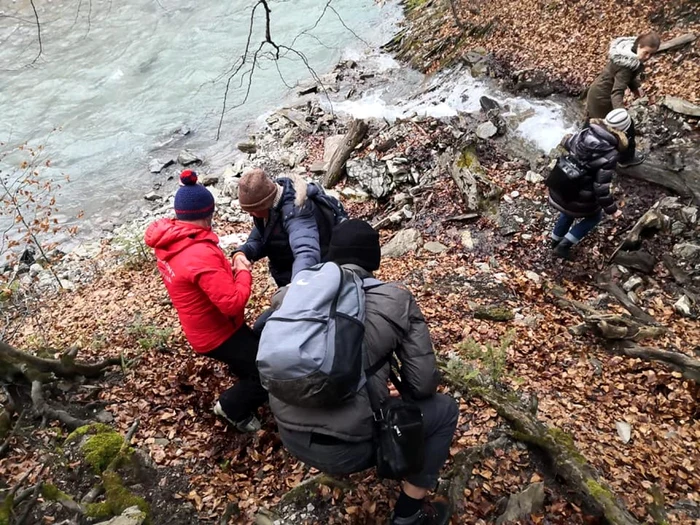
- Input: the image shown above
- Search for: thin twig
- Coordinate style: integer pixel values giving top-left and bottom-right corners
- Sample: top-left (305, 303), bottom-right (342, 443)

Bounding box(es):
top-left (28, 0), bottom-right (43, 65)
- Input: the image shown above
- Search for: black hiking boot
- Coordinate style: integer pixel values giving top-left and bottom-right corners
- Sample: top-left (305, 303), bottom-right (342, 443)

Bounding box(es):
top-left (618, 154), bottom-right (646, 168)
top-left (389, 500), bottom-right (451, 525)
top-left (553, 238), bottom-right (574, 260)
top-left (550, 238), bottom-right (561, 248)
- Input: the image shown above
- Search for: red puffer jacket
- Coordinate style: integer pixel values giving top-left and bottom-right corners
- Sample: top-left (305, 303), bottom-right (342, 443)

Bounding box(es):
top-left (144, 218), bottom-right (252, 353)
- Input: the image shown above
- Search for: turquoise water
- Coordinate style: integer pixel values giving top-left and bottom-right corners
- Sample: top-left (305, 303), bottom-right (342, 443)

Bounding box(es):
top-left (0, 0), bottom-right (400, 218)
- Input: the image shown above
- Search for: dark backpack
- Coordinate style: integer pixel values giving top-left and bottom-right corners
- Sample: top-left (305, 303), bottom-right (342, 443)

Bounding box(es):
top-left (308, 182), bottom-right (348, 230)
top-left (545, 155), bottom-right (590, 200)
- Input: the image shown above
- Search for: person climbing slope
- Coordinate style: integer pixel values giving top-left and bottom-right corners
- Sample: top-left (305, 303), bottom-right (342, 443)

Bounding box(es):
top-left (587, 32), bottom-right (660, 167)
top-left (547, 110), bottom-right (631, 260)
top-left (145, 170), bottom-right (267, 432)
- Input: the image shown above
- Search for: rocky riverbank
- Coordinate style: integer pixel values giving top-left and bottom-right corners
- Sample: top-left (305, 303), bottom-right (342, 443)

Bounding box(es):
top-left (2, 3), bottom-right (700, 525)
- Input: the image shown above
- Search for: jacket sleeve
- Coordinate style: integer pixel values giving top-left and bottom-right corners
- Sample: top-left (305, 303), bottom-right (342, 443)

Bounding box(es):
top-left (594, 161), bottom-right (618, 215)
top-left (560, 134), bottom-right (573, 151)
top-left (611, 67), bottom-right (636, 109)
top-left (193, 250), bottom-right (252, 318)
top-left (284, 207), bottom-right (321, 279)
top-left (395, 294), bottom-right (440, 400)
top-left (236, 225), bottom-right (265, 262)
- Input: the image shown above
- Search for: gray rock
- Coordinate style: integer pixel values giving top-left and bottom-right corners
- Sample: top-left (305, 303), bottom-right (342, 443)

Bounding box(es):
top-left (144, 192), bottom-right (161, 202)
top-left (309, 161), bottom-right (327, 174)
top-left (673, 295), bottom-right (692, 317)
top-left (461, 230), bottom-right (475, 250)
top-left (424, 241), bottom-right (448, 254)
top-left (662, 96), bottom-right (700, 117)
top-left (346, 158), bottom-right (393, 199)
top-left (525, 171), bottom-right (544, 184)
top-left (680, 206), bottom-right (698, 225)
top-left (95, 506), bottom-right (146, 525)
top-left (281, 129), bottom-right (296, 146)
top-left (237, 141), bottom-right (257, 154)
top-left (96, 410), bottom-right (114, 424)
top-left (673, 243), bottom-right (700, 260)
top-left (589, 357), bottom-right (604, 376)
top-left (524, 271), bottom-right (540, 285)
top-left (386, 159), bottom-right (409, 177)
top-left (323, 134), bottom-right (345, 163)
top-left (177, 149), bottom-right (201, 166)
top-left (222, 167), bottom-right (241, 199)
top-left (627, 291), bottom-right (639, 304)
top-left (496, 483), bottom-right (545, 524)
top-left (280, 153), bottom-right (297, 168)
top-left (623, 276), bottom-right (644, 292)
top-left (671, 221), bottom-right (686, 236)
top-left (381, 229), bottom-right (423, 258)
top-left (476, 121), bottom-right (498, 139)
top-left (615, 421), bottom-right (632, 444)
top-left (199, 174), bottom-right (219, 186)
top-left (148, 158), bottom-right (174, 173)
top-left (29, 263), bottom-right (43, 277)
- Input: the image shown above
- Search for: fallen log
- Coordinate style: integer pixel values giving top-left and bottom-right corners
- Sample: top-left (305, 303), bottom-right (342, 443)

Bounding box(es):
top-left (658, 33), bottom-right (697, 52)
top-left (441, 360), bottom-right (642, 525)
top-left (323, 119), bottom-right (368, 188)
top-left (31, 381), bottom-right (89, 431)
top-left (611, 342), bottom-right (700, 383)
top-left (616, 161), bottom-right (700, 204)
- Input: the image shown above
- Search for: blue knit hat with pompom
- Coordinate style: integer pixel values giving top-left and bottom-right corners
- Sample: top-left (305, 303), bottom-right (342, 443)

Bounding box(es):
top-left (174, 170), bottom-right (215, 220)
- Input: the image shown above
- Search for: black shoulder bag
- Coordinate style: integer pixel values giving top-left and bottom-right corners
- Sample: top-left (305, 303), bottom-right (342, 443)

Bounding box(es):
top-left (365, 356), bottom-right (425, 480)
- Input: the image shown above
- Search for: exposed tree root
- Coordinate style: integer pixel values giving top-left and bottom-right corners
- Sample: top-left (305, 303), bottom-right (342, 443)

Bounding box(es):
top-left (1, 340), bottom-right (121, 382)
top-left (441, 361), bottom-right (641, 525)
top-left (611, 342), bottom-right (700, 384)
top-left (438, 436), bottom-right (510, 513)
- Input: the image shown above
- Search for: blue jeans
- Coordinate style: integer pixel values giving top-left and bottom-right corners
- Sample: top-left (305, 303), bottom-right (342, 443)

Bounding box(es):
top-left (552, 210), bottom-right (602, 244)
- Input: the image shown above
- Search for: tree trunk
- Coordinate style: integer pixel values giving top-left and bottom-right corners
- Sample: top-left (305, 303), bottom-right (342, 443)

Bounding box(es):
top-left (658, 33), bottom-right (697, 52)
top-left (322, 119), bottom-right (368, 188)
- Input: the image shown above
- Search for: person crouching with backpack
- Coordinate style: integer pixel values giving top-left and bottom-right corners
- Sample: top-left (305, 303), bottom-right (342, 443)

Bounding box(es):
top-left (145, 170), bottom-right (268, 433)
top-left (234, 169), bottom-right (348, 288)
top-left (548, 109), bottom-right (630, 260)
top-left (262, 219), bottom-right (459, 525)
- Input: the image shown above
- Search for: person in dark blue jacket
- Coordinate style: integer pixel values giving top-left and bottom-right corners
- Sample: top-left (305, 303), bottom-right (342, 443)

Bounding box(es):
top-left (235, 169), bottom-right (345, 288)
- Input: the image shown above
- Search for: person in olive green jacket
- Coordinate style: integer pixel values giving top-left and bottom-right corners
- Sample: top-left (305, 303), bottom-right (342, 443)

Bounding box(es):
top-left (587, 32), bottom-right (660, 167)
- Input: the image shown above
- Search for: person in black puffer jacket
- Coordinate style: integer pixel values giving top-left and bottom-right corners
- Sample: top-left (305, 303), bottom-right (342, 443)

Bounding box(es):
top-left (548, 109), bottom-right (630, 259)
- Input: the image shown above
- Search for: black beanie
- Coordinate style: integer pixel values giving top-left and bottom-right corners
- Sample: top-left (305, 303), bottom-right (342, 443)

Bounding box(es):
top-left (327, 219), bottom-right (381, 272)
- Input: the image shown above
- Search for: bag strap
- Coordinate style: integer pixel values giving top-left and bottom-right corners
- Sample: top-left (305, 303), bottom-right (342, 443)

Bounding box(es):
top-left (364, 353), bottom-right (404, 416)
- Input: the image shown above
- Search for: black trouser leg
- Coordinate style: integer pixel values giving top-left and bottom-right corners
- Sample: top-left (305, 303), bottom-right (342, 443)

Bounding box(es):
top-left (205, 325), bottom-right (268, 422)
top-left (620, 118), bottom-right (636, 162)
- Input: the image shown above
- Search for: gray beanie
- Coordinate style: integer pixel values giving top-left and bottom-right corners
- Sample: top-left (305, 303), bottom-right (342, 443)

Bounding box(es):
top-left (604, 108), bottom-right (632, 132)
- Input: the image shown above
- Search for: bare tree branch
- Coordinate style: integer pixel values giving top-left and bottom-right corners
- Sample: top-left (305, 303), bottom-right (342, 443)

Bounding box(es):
top-left (28, 0), bottom-right (43, 65)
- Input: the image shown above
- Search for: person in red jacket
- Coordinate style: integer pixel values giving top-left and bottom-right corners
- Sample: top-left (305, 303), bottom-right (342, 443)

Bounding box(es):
top-left (145, 170), bottom-right (267, 432)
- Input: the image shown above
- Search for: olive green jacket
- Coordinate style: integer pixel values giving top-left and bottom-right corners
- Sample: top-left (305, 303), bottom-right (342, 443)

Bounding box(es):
top-left (587, 37), bottom-right (643, 119)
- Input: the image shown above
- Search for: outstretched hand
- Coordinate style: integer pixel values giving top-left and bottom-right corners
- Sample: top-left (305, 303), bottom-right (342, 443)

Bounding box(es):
top-left (232, 253), bottom-right (252, 272)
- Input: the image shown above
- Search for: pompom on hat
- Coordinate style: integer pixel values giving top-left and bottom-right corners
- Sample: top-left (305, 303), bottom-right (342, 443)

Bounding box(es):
top-left (174, 170), bottom-right (215, 220)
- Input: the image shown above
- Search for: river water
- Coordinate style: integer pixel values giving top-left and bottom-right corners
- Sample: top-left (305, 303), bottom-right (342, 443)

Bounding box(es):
top-left (0, 0), bottom-right (401, 222)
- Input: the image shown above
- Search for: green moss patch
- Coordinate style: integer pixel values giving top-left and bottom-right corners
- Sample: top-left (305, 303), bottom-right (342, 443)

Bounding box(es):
top-left (83, 431), bottom-right (124, 473)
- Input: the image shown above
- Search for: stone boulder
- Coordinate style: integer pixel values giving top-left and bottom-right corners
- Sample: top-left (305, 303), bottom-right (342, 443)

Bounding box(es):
top-left (346, 158), bottom-right (393, 199)
top-left (496, 482), bottom-right (545, 524)
top-left (177, 149), bottom-right (201, 166)
top-left (381, 229), bottom-right (423, 258)
top-left (662, 96), bottom-right (700, 117)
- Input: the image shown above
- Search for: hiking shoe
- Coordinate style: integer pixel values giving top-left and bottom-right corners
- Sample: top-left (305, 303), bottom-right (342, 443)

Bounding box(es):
top-left (553, 238), bottom-right (574, 260)
top-left (389, 500), bottom-right (451, 525)
top-left (213, 402), bottom-right (261, 433)
top-left (618, 154), bottom-right (646, 168)
top-left (550, 238), bottom-right (561, 248)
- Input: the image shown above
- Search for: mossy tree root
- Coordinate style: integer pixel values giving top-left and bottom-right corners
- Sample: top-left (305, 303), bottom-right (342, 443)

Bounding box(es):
top-left (441, 360), bottom-right (642, 525)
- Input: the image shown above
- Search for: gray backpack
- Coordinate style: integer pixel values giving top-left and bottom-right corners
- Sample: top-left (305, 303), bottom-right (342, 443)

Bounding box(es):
top-left (257, 263), bottom-right (379, 408)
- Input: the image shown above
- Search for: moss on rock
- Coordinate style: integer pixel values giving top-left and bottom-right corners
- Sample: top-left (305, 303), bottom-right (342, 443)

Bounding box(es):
top-left (83, 431), bottom-right (124, 473)
top-left (586, 479), bottom-right (614, 502)
top-left (65, 423), bottom-right (113, 444)
top-left (0, 495), bottom-right (13, 525)
top-left (41, 483), bottom-right (72, 502)
top-left (102, 471), bottom-right (150, 523)
top-left (474, 306), bottom-right (514, 322)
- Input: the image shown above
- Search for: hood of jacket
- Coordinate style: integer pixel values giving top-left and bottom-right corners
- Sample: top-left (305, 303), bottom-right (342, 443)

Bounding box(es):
top-left (587, 119), bottom-right (628, 152)
top-left (609, 37), bottom-right (640, 70)
top-left (277, 175), bottom-right (310, 210)
top-left (144, 218), bottom-right (219, 261)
